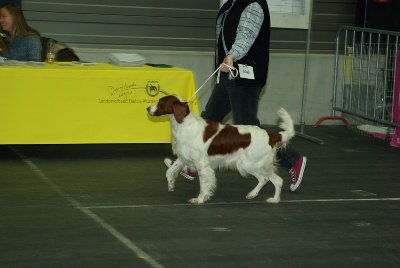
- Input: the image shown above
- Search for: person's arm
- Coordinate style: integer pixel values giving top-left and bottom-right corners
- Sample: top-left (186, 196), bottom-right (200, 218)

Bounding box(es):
top-left (228, 2), bottom-right (264, 61)
top-left (220, 3), bottom-right (264, 73)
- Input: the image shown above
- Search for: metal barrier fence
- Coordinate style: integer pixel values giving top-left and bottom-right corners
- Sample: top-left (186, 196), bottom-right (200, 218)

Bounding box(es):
top-left (315, 26), bottom-right (400, 147)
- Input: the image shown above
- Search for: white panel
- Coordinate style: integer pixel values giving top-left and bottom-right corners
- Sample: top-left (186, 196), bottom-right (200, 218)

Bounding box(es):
top-left (269, 0), bottom-right (312, 29)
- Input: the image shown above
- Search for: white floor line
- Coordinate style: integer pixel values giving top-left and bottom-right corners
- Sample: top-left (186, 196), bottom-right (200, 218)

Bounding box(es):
top-left (84, 197), bottom-right (400, 210)
top-left (12, 148), bottom-right (164, 268)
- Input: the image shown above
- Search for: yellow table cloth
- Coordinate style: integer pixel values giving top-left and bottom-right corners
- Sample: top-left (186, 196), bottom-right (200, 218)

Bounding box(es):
top-left (0, 63), bottom-right (198, 144)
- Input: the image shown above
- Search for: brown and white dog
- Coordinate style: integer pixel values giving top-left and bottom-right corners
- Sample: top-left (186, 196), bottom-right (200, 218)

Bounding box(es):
top-left (147, 95), bottom-right (295, 204)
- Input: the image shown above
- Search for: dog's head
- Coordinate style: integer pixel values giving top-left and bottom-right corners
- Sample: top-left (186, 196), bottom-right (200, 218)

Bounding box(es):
top-left (147, 95), bottom-right (190, 124)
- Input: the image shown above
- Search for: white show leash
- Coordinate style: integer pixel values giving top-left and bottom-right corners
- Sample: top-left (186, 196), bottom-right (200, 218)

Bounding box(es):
top-left (186, 63), bottom-right (238, 102)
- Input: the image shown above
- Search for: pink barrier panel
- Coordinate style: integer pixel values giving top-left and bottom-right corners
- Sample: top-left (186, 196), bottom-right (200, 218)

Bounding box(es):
top-left (390, 50), bottom-right (400, 147)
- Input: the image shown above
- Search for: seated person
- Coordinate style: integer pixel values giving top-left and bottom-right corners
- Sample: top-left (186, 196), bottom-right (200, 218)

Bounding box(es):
top-left (0, 3), bottom-right (42, 61)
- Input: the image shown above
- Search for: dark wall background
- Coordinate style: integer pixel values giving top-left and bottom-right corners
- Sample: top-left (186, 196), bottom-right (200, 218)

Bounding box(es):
top-left (355, 0), bottom-right (400, 32)
top-left (356, 0), bottom-right (400, 32)
top-left (0, 0), bottom-right (21, 6)
top-left (21, 0), bottom-right (219, 52)
top-left (9, 1), bottom-right (400, 54)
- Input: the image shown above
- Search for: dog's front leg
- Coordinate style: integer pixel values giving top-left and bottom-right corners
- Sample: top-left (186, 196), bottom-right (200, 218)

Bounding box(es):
top-left (189, 165), bottom-right (216, 204)
top-left (246, 175), bottom-right (269, 200)
top-left (266, 174), bottom-right (283, 204)
top-left (166, 158), bottom-right (184, 192)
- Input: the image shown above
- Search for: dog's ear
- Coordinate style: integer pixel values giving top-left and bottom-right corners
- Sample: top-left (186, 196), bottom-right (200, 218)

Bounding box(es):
top-left (172, 102), bottom-right (189, 123)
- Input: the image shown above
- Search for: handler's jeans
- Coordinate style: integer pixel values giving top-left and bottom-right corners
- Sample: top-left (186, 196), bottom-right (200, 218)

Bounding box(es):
top-left (201, 73), bottom-right (300, 169)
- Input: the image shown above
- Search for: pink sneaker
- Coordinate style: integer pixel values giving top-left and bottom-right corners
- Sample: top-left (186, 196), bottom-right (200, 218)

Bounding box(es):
top-left (289, 156), bottom-right (307, 191)
top-left (164, 158), bottom-right (196, 180)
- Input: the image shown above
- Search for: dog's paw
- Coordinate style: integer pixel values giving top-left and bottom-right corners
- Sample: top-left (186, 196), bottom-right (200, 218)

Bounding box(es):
top-left (266, 197), bottom-right (280, 204)
top-left (188, 198), bottom-right (198, 204)
top-left (168, 184), bottom-right (175, 191)
top-left (246, 194), bottom-right (256, 200)
top-left (189, 198), bottom-right (204, 204)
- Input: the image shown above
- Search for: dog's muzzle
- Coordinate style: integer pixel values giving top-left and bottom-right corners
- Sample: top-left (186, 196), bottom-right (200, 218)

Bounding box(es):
top-left (147, 105), bottom-right (156, 115)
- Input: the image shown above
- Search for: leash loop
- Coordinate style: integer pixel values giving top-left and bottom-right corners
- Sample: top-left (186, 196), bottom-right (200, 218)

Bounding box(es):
top-left (187, 64), bottom-right (238, 102)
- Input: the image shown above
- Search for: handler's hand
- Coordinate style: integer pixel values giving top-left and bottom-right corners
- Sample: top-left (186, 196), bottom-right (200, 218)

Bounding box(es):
top-left (220, 55), bottom-right (234, 73)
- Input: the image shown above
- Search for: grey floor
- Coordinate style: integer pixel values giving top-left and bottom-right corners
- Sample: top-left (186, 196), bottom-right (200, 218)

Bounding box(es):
top-left (1, 126), bottom-right (399, 268)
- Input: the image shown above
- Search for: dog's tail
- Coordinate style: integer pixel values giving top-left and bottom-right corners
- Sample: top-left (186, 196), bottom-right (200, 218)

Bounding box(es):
top-left (277, 108), bottom-right (295, 146)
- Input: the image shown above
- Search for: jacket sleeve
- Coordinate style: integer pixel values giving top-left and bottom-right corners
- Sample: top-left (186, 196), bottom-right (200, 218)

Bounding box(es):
top-left (229, 2), bottom-right (264, 61)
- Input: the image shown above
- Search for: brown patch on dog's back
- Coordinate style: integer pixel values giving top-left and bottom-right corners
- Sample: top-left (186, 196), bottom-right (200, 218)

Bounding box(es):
top-left (204, 120), bottom-right (219, 142)
top-left (208, 125), bottom-right (251, 155)
top-left (267, 132), bottom-right (282, 148)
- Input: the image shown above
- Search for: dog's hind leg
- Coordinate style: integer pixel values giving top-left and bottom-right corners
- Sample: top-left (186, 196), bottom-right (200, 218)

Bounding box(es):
top-left (189, 165), bottom-right (216, 204)
top-left (166, 158), bottom-right (184, 192)
top-left (266, 174), bottom-right (283, 204)
top-left (246, 175), bottom-right (268, 200)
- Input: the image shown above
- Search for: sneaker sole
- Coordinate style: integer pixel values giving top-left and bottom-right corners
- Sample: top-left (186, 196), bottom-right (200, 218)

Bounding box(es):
top-left (163, 158), bottom-right (195, 180)
top-left (290, 156), bottom-right (307, 191)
